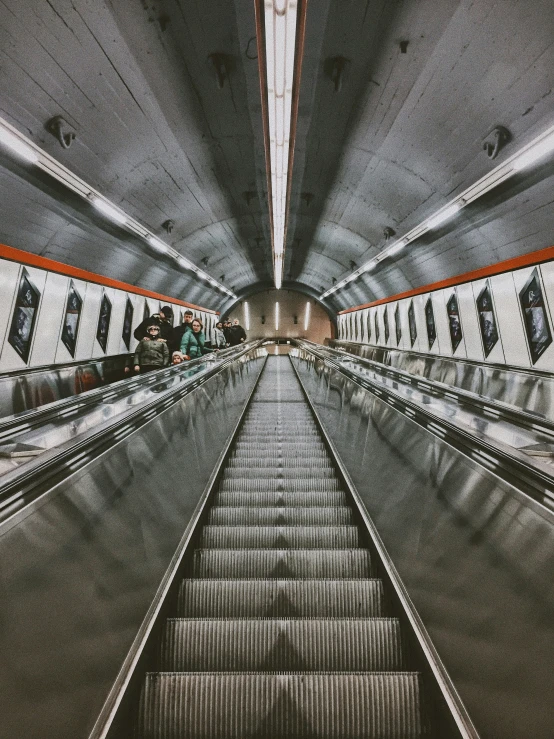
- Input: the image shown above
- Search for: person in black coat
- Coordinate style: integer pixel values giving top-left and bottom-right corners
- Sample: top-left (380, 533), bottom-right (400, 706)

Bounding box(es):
top-left (228, 318), bottom-right (247, 346)
top-left (170, 309), bottom-right (194, 353)
top-left (133, 305), bottom-right (174, 343)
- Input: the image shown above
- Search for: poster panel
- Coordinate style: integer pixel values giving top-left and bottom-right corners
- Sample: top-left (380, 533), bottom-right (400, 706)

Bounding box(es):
top-left (408, 300), bottom-right (417, 347)
top-left (519, 268), bottom-right (552, 364)
top-left (96, 292), bottom-right (112, 353)
top-left (8, 269), bottom-right (41, 363)
top-left (366, 311), bottom-right (371, 343)
top-left (61, 281), bottom-right (83, 358)
top-left (122, 296), bottom-right (134, 350)
top-left (476, 281), bottom-right (499, 358)
top-left (446, 291), bottom-right (463, 352)
top-left (374, 310), bottom-right (380, 342)
top-left (143, 299), bottom-right (150, 324)
top-left (384, 306), bottom-right (390, 344)
top-left (425, 297), bottom-right (436, 350)
top-left (394, 304), bottom-right (401, 345)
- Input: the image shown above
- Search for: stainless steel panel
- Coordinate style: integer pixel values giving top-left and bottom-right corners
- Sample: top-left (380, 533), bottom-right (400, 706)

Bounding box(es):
top-left (0, 354), bottom-right (132, 418)
top-left (331, 340), bottom-right (554, 420)
top-left (291, 347), bottom-right (554, 739)
top-left (0, 347), bottom-right (265, 739)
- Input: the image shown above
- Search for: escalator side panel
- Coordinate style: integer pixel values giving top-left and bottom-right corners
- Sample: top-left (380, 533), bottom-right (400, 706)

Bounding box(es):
top-left (291, 348), bottom-right (554, 739)
top-left (0, 350), bottom-right (265, 739)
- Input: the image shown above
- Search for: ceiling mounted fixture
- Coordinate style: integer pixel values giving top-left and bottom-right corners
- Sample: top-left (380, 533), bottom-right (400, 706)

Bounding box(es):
top-left (0, 116), bottom-right (236, 298)
top-left (321, 121), bottom-right (554, 300)
top-left (257, 0), bottom-right (307, 290)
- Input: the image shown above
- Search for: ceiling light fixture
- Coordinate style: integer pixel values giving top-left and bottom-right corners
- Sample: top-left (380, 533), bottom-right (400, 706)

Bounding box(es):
top-left (321, 121), bottom-right (554, 300)
top-left (426, 203), bottom-right (462, 230)
top-left (0, 116), bottom-right (237, 299)
top-left (244, 300), bottom-right (251, 330)
top-left (91, 197), bottom-right (128, 226)
top-left (275, 300), bottom-right (280, 331)
top-left (304, 300), bottom-right (310, 331)
top-left (0, 125), bottom-right (39, 163)
top-left (263, 0), bottom-right (300, 290)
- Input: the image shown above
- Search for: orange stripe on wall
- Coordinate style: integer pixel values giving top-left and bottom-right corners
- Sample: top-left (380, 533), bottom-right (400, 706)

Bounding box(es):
top-left (338, 245), bottom-right (554, 314)
top-left (0, 243), bottom-right (219, 315)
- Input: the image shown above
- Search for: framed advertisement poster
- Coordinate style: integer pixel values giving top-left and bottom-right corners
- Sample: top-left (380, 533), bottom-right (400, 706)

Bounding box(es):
top-left (61, 281), bottom-right (82, 358)
top-left (8, 269), bottom-right (41, 363)
top-left (476, 281), bottom-right (499, 357)
top-left (446, 291), bottom-right (463, 353)
top-left (96, 292), bottom-right (112, 353)
top-left (425, 297), bottom-right (436, 349)
top-left (374, 311), bottom-right (380, 342)
top-left (122, 296), bottom-right (134, 350)
top-left (143, 299), bottom-right (150, 324)
top-left (394, 304), bottom-right (401, 345)
top-left (408, 300), bottom-right (417, 347)
top-left (519, 269), bottom-right (552, 364)
top-left (384, 306), bottom-right (390, 344)
top-left (366, 312), bottom-right (371, 343)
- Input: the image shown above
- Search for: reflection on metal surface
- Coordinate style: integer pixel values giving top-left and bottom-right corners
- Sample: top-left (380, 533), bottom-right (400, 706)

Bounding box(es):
top-left (331, 340), bottom-right (554, 420)
top-left (0, 345), bottom-right (266, 739)
top-left (290, 346), bottom-right (554, 739)
top-left (0, 353), bottom-right (132, 418)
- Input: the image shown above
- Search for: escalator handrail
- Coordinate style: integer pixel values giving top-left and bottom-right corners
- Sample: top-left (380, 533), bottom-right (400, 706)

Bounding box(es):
top-left (296, 341), bottom-right (554, 514)
top-left (0, 343), bottom-right (257, 441)
top-left (0, 341), bottom-right (265, 532)
top-left (289, 354), bottom-right (481, 739)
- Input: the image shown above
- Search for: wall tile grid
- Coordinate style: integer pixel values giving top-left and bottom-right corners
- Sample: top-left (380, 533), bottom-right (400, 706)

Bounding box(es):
top-left (0, 258), bottom-right (217, 372)
top-left (338, 262), bottom-right (554, 371)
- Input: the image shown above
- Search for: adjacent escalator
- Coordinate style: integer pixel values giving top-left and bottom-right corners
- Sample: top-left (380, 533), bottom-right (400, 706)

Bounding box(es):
top-left (135, 355), bottom-right (434, 737)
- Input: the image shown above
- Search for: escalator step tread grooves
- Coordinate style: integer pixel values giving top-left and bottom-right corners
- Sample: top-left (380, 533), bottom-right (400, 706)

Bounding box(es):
top-left (137, 356), bottom-right (429, 738)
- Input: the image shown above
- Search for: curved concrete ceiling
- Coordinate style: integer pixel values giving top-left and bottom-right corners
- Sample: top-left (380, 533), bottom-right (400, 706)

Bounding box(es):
top-left (0, 0), bottom-right (553, 313)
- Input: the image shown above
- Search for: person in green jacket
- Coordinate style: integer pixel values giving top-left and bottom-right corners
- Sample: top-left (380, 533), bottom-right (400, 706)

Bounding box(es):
top-left (180, 319), bottom-right (210, 359)
top-left (134, 324), bottom-right (169, 372)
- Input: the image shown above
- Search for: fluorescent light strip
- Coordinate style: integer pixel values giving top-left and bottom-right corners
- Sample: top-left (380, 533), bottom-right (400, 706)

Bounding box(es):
top-left (275, 300), bottom-right (280, 331)
top-left (244, 300), bottom-right (250, 330)
top-left (321, 122), bottom-right (554, 299)
top-left (264, 0), bottom-right (298, 289)
top-left (0, 116), bottom-right (236, 299)
top-left (304, 300), bottom-right (310, 331)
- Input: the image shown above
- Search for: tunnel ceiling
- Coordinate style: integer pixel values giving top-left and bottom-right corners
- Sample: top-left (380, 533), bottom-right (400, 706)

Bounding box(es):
top-left (0, 1), bottom-right (553, 312)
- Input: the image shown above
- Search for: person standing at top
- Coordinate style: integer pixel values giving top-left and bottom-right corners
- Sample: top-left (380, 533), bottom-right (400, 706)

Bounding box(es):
top-left (228, 317), bottom-right (247, 346)
top-left (214, 321), bottom-right (227, 349)
top-left (133, 305), bottom-right (174, 343)
top-left (170, 309), bottom-right (194, 353)
top-left (222, 319), bottom-right (232, 345)
top-left (180, 318), bottom-right (211, 359)
top-left (134, 324), bottom-right (169, 372)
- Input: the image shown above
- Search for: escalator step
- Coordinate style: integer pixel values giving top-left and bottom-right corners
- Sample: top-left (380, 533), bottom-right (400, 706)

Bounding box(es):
top-left (198, 526), bottom-right (361, 549)
top-left (227, 456), bottom-right (333, 468)
top-left (222, 467), bottom-right (337, 479)
top-left (177, 579), bottom-right (387, 617)
top-left (138, 672), bottom-right (425, 739)
top-left (214, 491), bottom-right (348, 507)
top-left (191, 549), bottom-right (372, 579)
top-left (219, 478), bottom-right (343, 492)
top-left (207, 507), bottom-right (352, 526)
top-left (160, 618), bottom-right (406, 672)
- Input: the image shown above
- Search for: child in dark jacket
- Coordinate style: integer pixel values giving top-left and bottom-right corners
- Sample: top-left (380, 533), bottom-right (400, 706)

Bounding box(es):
top-left (180, 319), bottom-right (210, 359)
top-left (134, 324), bottom-right (169, 372)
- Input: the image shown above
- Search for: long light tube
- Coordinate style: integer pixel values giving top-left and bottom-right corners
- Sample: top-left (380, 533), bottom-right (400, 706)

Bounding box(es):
top-left (244, 301), bottom-right (250, 330)
top-left (304, 300), bottom-right (310, 331)
top-left (0, 117), bottom-right (236, 298)
top-left (321, 121), bottom-right (554, 300)
top-left (264, 0), bottom-right (298, 289)
top-left (275, 301), bottom-right (280, 330)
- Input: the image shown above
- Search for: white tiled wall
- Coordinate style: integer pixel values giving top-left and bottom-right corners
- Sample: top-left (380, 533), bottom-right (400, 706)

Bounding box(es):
top-left (0, 257), bottom-right (218, 371)
top-left (337, 261), bottom-right (554, 370)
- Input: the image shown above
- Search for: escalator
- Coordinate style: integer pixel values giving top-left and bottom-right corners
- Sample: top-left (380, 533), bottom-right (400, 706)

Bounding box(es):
top-left (134, 355), bottom-right (437, 737)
